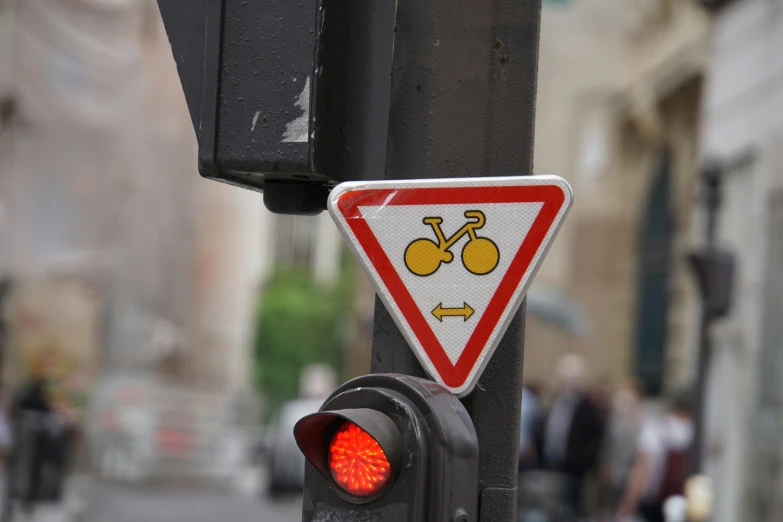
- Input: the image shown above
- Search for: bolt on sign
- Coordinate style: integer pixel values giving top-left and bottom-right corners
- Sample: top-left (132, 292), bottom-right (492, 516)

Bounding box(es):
top-left (329, 176), bottom-right (573, 396)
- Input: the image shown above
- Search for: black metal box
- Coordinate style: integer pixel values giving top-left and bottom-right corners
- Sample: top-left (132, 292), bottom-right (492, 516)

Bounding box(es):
top-left (157, 0), bottom-right (395, 214)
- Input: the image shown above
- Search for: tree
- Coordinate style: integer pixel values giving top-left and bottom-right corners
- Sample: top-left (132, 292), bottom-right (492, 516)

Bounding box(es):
top-left (253, 265), bottom-right (352, 419)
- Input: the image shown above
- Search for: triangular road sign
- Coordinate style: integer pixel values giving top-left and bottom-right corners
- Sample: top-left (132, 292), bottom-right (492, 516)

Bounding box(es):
top-left (328, 176), bottom-right (573, 396)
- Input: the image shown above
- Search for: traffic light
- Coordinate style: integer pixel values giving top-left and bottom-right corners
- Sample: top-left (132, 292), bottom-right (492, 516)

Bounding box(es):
top-left (294, 374), bottom-right (479, 522)
top-left (156, 0), bottom-right (396, 215)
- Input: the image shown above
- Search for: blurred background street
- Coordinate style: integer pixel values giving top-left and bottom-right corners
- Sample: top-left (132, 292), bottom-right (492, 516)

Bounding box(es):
top-left (0, 0), bottom-right (782, 520)
top-left (1, 471), bottom-right (302, 522)
top-left (79, 474), bottom-right (302, 522)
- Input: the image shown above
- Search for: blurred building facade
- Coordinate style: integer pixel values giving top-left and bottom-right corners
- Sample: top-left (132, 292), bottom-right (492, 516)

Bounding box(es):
top-left (698, 0), bottom-right (783, 520)
top-left (530, 0), bottom-right (783, 519)
top-left (0, 0), bottom-right (260, 484)
top-left (526, 0), bottom-right (710, 396)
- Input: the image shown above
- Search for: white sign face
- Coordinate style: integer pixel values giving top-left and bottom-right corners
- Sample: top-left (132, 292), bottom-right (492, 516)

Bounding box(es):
top-left (328, 176), bottom-right (573, 396)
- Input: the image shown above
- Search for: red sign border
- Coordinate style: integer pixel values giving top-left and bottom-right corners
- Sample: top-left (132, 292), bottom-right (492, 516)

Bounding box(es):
top-left (335, 184), bottom-right (566, 388)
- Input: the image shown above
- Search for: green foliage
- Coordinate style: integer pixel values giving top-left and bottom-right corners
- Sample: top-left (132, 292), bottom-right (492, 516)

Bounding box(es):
top-left (253, 259), bottom-right (354, 419)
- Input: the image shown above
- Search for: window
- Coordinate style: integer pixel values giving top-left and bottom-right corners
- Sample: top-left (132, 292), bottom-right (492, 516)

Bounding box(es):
top-left (633, 150), bottom-right (673, 395)
top-left (273, 214), bottom-right (317, 269)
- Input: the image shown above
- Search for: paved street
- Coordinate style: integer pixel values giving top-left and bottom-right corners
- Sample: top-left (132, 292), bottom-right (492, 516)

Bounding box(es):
top-left (0, 469), bottom-right (303, 522)
top-left (81, 482), bottom-right (302, 522)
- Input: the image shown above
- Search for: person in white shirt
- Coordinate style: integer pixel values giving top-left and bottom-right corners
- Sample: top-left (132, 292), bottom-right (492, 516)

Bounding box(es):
top-left (599, 382), bottom-right (644, 507)
top-left (616, 389), bottom-right (693, 522)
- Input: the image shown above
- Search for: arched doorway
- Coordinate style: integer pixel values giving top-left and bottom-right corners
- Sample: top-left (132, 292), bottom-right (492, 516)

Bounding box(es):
top-left (633, 150), bottom-right (673, 396)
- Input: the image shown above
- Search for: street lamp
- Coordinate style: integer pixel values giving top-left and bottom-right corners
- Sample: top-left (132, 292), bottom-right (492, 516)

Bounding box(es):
top-left (688, 159), bottom-right (736, 474)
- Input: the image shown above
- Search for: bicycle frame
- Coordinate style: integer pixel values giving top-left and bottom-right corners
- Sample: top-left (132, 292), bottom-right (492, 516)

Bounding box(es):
top-left (423, 211), bottom-right (486, 252)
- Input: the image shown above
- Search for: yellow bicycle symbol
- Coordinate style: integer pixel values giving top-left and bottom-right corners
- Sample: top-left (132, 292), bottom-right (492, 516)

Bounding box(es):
top-left (405, 210), bottom-right (499, 277)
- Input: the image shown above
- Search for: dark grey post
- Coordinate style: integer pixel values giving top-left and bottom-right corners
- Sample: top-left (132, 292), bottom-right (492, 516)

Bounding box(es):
top-left (370, 2), bottom-right (543, 520)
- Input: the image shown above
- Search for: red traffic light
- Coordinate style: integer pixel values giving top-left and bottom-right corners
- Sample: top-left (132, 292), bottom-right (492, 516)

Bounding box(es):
top-left (294, 407), bottom-right (403, 501)
top-left (329, 421), bottom-right (392, 496)
top-left (294, 375), bottom-right (480, 521)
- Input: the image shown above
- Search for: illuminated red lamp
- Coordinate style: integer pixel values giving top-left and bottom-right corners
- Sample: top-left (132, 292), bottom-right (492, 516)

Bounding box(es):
top-left (328, 421), bottom-right (392, 496)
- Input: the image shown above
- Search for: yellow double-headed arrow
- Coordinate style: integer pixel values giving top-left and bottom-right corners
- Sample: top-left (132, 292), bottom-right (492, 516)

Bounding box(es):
top-left (431, 302), bottom-right (474, 322)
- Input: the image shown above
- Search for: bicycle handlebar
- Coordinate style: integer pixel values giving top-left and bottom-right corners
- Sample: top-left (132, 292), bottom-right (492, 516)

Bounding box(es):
top-left (464, 211), bottom-right (485, 228)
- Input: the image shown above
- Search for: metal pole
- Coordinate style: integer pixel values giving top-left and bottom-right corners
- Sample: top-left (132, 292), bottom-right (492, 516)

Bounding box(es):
top-left (370, 1), bottom-right (543, 520)
top-left (690, 160), bottom-right (722, 474)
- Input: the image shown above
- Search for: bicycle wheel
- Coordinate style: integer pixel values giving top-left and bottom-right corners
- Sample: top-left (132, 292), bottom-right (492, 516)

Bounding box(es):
top-left (405, 239), bottom-right (446, 276)
top-left (462, 238), bottom-right (499, 275)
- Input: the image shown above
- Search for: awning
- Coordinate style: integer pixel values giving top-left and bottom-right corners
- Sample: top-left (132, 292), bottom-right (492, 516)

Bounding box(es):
top-left (526, 285), bottom-right (591, 338)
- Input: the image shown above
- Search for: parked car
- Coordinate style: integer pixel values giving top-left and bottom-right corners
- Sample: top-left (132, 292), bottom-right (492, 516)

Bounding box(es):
top-left (263, 398), bottom-right (323, 496)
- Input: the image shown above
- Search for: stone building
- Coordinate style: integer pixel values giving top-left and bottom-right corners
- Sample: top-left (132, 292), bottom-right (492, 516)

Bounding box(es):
top-left (0, 0), bottom-right (260, 483)
top-left (525, 0), bottom-right (711, 399)
top-left (697, 0), bottom-right (783, 520)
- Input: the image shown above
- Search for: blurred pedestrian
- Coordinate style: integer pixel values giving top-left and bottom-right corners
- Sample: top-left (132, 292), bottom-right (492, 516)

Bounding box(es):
top-left (535, 353), bottom-right (606, 517)
top-left (615, 388), bottom-right (693, 522)
top-left (590, 376), bottom-right (614, 421)
top-left (49, 391), bottom-right (80, 491)
top-left (599, 381), bottom-right (644, 512)
top-left (519, 381), bottom-right (542, 472)
top-left (6, 347), bottom-right (77, 513)
top-left (0, 394), bottom-right (12, 515)
top-left (11, 349), bottom-right (57, 427)
top-left (0, 395), bottom-right (12, 466)
top-left (8, 350), bottom-right (56, 513)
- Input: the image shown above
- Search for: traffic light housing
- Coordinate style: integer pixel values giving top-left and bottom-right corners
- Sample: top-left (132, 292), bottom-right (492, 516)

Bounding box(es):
top-left (294, 374), bottom-right (479, 522)
top-left (156, 0), bottom-right (395, 215)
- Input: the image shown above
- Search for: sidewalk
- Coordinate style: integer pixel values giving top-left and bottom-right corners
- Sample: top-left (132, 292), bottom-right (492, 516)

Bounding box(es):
top-left (0, 467), bottom-right (300, 522)
top-left (75, 476), bottom-right (300, 522)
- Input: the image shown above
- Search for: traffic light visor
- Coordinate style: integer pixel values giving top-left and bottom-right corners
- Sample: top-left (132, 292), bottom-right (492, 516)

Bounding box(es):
top-left (294, 408), bottom-right (402, 498)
